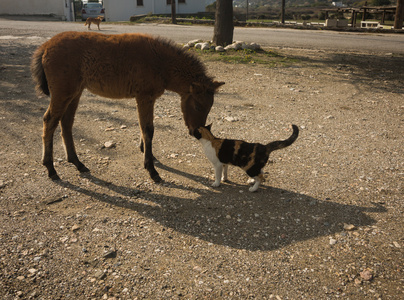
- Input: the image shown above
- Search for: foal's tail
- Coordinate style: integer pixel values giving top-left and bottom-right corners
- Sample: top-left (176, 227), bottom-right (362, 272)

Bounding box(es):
top-left (266, 125), bottom-right (299, 154)
top-left (31, 47), bottom-right (50, 96)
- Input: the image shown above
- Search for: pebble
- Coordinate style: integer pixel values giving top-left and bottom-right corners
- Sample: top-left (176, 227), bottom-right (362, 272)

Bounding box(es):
top-left (28, 268), bottom-right (37, 274)
top-left (71, 224), bottom-right (80, 232)
top-left (224, 116), bottom-right (238, 122)
top-left (44, 196), bottom-right (64, 205)
top-left (94, 270), bottom-right (106, 280)
top-left (193, 266), bottom-right (202, 272)
top-left (60, 237), bottom-right (68, 243)
top-left (104, 141), bottom-right (116, 149)
top-left (103, 249), bottom-right (117, 259)
top-left (343, 223), bottom-right (356, 231)
top-left (360, 269), bottom-right (373, 281)
top-left (329, 238), bottom-right (337, 245)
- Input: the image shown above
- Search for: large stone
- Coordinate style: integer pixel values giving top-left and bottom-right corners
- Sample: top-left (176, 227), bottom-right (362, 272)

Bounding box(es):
top-left (201, 43), bottom-right (210, 51)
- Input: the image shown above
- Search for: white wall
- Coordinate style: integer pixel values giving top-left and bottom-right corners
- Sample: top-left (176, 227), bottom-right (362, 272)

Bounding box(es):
top-left (104, 0), bottom-right (146, 22)
top-left (104, 0), bottom-right (206, 22)
top-left (0, 0), bottom-right (205, 22)
top-left (0, 0), bottom-right (70, 20)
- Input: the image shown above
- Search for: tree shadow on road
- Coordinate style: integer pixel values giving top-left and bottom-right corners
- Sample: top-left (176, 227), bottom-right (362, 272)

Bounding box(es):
top-left (290, 51), bottom-right (404, 95)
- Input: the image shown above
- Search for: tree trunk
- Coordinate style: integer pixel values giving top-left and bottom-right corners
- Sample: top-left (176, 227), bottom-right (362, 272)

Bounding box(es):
top-left (395, 0), bottom-right (404, 29)
top-left (213, 0), bottom-right (234, 46)
top-left (281, 0), bottom-right (286, 24)
top-left (171, 0), bottom-right (176, 24)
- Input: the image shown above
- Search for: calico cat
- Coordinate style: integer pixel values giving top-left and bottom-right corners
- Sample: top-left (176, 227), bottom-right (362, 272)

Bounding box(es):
top-left (193, 124), bottom-right (299, 192)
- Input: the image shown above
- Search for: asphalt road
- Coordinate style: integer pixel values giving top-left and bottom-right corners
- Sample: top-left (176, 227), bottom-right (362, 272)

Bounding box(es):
top-left (1, 18), bottom-right (403, 54)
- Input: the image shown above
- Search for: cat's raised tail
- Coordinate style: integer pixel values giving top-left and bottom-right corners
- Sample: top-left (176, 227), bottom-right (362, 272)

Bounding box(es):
top-left (266, 125), bottom-right (299, 154)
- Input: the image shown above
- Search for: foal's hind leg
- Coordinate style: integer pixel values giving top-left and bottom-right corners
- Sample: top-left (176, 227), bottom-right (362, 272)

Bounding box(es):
top-left (60, 94), bottom-right (89, 174)
top-left (42, 107), bottom-right (63, 180)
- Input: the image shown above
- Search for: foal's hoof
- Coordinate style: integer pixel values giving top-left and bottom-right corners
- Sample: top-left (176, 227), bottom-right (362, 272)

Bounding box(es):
top-left (49, 173), bottom-right (61, 181)
top-left (79, 165), bottom-right (90, 173)
top-left (152, 173), bottom-right (162, 183)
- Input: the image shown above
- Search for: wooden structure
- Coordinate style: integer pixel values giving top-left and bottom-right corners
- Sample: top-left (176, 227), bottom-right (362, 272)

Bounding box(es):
top-left (322, 5), bottom-right (397, 28)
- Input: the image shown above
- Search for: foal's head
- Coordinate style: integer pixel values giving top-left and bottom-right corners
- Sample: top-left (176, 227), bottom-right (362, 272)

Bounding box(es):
top-left (181, 80), bottom-right (225, 135)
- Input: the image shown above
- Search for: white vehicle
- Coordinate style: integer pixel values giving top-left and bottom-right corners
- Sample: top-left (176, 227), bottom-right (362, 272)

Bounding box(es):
top-left (82, 3), bottom-right (105, 21)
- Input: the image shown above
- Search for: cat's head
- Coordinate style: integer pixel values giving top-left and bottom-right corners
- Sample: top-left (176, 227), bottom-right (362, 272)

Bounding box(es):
top-left (193, 124), bottom-right (212, 140)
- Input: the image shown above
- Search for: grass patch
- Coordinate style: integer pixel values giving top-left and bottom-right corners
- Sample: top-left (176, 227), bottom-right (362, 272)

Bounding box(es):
top-left (190, 48), bottom-right (298, 67)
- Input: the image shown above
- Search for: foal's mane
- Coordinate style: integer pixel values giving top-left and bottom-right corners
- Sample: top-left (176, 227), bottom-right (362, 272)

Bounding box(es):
top-left (151, 36), bottom-right (212, 84)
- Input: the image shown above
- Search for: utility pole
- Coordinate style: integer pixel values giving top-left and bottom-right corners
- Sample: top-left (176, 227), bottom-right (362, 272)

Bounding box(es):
top-left (246, 0), bottom-right (249, 22)
top-left (281, 0), bottom-right (286, 24)
top-left (171, 0), bottom-right (176, 24)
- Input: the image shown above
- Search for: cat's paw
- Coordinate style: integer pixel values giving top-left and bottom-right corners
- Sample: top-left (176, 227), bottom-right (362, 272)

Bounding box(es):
top-left (249, 186), bottom-right (259, 192)
top-left (211, 182), bottom-right (221, 187)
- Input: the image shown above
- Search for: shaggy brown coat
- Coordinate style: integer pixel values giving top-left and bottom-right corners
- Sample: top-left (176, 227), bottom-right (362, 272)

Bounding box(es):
top-left (31, 31), bottom-right (224, 182)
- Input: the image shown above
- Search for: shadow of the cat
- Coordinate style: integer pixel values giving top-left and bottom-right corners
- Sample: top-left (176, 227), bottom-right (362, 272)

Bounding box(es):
top-left (55, 165), bottom-right (385, 252)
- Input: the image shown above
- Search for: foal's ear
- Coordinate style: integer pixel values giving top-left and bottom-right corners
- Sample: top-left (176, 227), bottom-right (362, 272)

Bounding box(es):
top-left (213, 81), bottom-right (225, 90)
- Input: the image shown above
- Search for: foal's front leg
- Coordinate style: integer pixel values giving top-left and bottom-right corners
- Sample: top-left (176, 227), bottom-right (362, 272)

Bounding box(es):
top-left (60, 95), bottom-right (89, 174)
top-left (137, 99), bottom-right (161, 183)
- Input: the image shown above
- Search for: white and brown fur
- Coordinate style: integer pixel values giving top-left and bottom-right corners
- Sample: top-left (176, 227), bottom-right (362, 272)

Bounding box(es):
top-left (194, 124), bottom-right (299, 192)
top-left (84, 16), bottom-right (104, 30)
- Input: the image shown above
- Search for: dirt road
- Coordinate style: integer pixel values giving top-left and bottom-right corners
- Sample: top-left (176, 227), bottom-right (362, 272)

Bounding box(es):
top-left (1, 17), bottom-right (404, 53)
top-left (0, 21), bottom-right (403, 299)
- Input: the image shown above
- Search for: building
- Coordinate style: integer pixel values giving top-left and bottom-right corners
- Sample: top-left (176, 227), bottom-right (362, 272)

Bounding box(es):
top-left (104, 0), bottom-right (207, 22)
top-left (0, 0), bottom-right (75, 21)
top-left (0, 0), bottom-right (207, 22)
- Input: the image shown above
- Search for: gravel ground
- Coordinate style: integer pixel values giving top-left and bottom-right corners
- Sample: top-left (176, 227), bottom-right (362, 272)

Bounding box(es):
top-left (0, 26), bottom-right (403, 299)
